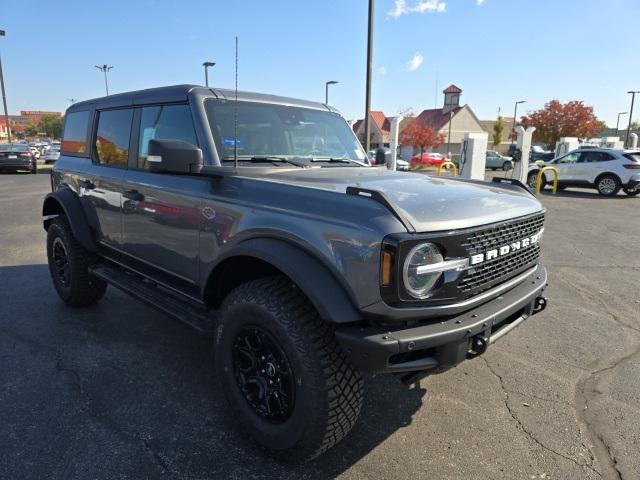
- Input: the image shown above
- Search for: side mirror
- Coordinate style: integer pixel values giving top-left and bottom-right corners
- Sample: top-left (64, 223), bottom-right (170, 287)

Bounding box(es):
top-left (147, 139), bottom-right (203, 174)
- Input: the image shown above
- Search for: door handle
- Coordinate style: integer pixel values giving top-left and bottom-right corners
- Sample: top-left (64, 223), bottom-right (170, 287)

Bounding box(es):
top-left (123, 189), bottom-right (144, 202)
top-left (78, 179), bottom-right (95, 190)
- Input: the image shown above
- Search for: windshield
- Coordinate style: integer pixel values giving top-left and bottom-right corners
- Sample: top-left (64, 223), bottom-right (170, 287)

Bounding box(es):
top-left (0, 144), bottom-right (29, 152)
top-left (205, 99), bottom-right (368, 166)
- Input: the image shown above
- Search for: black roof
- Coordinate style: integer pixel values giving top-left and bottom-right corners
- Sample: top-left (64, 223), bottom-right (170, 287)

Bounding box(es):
top-left (68, 84), bottom-right (333, 113)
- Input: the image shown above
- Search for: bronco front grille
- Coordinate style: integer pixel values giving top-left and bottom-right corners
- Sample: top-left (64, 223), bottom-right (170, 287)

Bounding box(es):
top-left (458, 213), bottom-right (545, 296)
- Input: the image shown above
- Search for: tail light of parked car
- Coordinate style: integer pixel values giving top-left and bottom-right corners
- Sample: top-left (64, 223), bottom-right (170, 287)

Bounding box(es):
top-left (622, 164), bottom-right (640, 169)
top-left (19, 152), bottom-right (32, 157)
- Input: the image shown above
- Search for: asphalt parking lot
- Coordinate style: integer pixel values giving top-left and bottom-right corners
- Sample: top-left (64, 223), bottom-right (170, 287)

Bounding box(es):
top-left (1, 172), bottom-right (638, 480)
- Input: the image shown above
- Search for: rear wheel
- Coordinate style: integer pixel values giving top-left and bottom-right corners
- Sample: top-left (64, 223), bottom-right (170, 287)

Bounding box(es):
top-left (215, 275), bottom-right (363, 462)
top-left (46, 217), bottom-right (107, 306)
top-left (595, 174), bottom-right (621, 196)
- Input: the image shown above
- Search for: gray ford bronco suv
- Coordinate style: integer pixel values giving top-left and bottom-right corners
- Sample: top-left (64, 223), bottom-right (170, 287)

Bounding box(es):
top-left (43, 85), bottom-right (548, 461)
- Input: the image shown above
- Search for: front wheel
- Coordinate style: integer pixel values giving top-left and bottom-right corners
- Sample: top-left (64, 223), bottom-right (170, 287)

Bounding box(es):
top-left (502, 161), bottom-right (512, 171)
top-left (527, 171), bottom-right (543, 191)
top-left (215, 275), bottom-right (363, 462)
top-left (596, 174), bottom-right (621, 196)
top-left (623, 187), bottom-right (640, 196)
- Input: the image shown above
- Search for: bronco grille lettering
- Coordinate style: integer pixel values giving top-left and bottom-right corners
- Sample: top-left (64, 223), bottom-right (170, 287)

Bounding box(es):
top-left (469, 229), bottom-right (543, 266)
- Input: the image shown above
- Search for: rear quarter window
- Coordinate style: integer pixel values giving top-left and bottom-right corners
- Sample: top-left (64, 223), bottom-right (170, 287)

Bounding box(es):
top-left (61, 111), bottom-right (91, 155)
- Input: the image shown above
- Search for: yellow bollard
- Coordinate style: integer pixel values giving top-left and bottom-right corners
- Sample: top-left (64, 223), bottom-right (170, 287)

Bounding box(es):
top-left (436, 161), bottom-right (458, 177)
top-left (536, 166), bottom-right (558, 194)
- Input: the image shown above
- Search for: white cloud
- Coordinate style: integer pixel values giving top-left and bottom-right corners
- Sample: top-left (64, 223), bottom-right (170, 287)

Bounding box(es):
top-left (387, 0), bottom-right (446, 19)
top-left (406, 52), bottom-right (424, 71)
top-left (376, 66), bottom-right (387, 75)
top-left (476, 0), bottom-right (485, 5)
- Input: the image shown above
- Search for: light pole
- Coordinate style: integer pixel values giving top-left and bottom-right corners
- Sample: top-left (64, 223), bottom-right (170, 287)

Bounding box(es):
top-left (202, 61), bottom-right (215, 87)
top-left (364, 0), bottom-right (374, 152)
top-left (0, 29), bottom-right (11, 143)
top-left (94, 64), bottom-right (113, 96)
top-left (626, 91), bottom-right (640, 147)
top-left (511, 100), bottom-right (526, 145)
top-left (325, 80), bottom-right (338, 105)
top-left (616, 111), bottom-right (628, 137)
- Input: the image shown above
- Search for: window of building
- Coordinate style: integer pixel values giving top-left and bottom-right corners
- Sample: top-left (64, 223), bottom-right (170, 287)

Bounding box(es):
top-left (94, 109), bottom-right (133, 167)
top-left (61, 111), bottom-right (90, 154)
top-left (138, 105), bottom-right (197, 169)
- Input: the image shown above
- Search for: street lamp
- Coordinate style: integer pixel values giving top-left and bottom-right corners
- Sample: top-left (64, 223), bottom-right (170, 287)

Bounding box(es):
top-left (325, 80), bottom-right (338, 104)
top-left (626, 91), bottom-right (640, 147)
top-left (202, 61), bottom-right (215, 87)
top-left (511, 100), bottom-right (526, 145)
top-left (363, 0), bottom-right (374, 152)
top-left (0, 29), bottom-right (12, 143)
top-left (616, 111), bottom-right (628, 136)
top-left (95, 64), bottom-right (113, 96)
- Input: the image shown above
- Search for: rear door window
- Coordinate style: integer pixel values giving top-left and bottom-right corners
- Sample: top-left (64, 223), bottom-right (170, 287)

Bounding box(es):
top-left (94, 109), bottom-right (133, 168)
top-left (61, 110), bottom-right (90, 155)
top-left (137, 105), bottom-right (197, 170)
top-left (579, 151), bottom-right (614, 163)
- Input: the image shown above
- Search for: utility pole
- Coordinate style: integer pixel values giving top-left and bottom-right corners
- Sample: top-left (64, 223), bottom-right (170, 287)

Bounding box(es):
top-left (616, 111), bottom-right (628, 137)
top-left (202, 61), bottom-right (215, 87)
top-left (94, 64), bottom-right (113, 96)
top-left (0, 29), bottom-right (11, 143)
top-left (511, 100), bottom-right (526, 145)
top-left (325, 80), bottom-right (338, 104)
top-left (364, 0), bottom-right (374, 152)
top-left (626, 91), bottom-right (639, 147)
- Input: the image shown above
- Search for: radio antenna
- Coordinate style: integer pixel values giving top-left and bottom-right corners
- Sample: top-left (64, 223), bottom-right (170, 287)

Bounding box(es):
top-left (234, 36), bottom-right (239, 169)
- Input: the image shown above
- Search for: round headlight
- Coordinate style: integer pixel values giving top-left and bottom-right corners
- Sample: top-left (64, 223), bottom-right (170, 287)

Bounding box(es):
top-left (402, 243), bottom-right (444, 299)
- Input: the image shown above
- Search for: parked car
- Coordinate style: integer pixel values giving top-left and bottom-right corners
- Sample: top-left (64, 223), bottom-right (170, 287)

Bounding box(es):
top-left (485, 150), bottom-right (514, 171)
top-left (44, 146), bottom-right (60, 164)
top-left (43, 84), bottom-right (549, 461)
top-left (410, 152), bottom-right (445, 167)
top-left (29, 146), bottom-right (41, 159)
top-left (395, 158), bottom-right (409, 171)
top-left (527, 148), bottom-right (640, 196)
top-left (0, 143), bottom-right (37, 173)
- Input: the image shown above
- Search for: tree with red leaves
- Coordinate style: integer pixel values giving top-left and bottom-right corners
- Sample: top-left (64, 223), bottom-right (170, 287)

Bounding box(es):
top-left (520, 100), bottom-right (601, 148)
top-left (400, 123), bottom-right (446, 158)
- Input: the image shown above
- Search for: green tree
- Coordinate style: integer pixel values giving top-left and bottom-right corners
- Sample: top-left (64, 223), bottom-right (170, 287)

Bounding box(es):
top-left (492, 116), bottom-right (505, 147)
top-left (38, 115), bottom-right (64, 138)
top-left (24, 124), bottom-right (38, 137)
top-left (630, 121), bottom-right (640, 131)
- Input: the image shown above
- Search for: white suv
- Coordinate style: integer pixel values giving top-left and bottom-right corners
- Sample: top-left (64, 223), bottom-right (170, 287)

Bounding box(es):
top-left (527, 148), bottom-right (640, 197)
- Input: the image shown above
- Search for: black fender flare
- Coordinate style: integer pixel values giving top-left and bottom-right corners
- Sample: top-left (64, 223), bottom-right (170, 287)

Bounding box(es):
top-left (42, 189), bottom-right (97, 252)
top-left (205, 238), bottom-right (362, 324)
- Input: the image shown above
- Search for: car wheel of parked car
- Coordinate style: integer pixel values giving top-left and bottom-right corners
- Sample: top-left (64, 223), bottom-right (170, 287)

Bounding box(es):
top-left (215, 275), bottom-right (363, 462)
top-left (46, 217), bottom-right (107, 306)
top-left (502, 161), bottom-right (512, 171)
top-left (595, 174), bottom-right (621, 197)
top-left (527, 171), bottom-right (542, 191)
top-left (31, 166), bottom-right (38, 174)
top-left (623, 187), bottom-right (640, 196)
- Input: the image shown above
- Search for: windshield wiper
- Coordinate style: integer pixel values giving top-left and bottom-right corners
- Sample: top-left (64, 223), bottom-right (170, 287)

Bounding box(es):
top-left (309, 157), bottom-right (363, 165)
top-left (222, 156), bottom-right (308, 167)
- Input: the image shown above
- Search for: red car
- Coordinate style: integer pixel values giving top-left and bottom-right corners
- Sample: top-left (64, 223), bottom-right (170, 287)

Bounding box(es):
top-left (410, 152), bottom-right (445, 167)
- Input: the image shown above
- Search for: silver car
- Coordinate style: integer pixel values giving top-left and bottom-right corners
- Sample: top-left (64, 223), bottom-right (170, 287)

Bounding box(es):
top-left (486, 150), bottom-right (514, 171)
top-left (44, 147), bottom-right (60, 164)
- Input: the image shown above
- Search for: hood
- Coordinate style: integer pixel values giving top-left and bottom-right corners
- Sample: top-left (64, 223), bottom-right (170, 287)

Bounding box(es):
top-left (238, 167), bottom-right (543, 232)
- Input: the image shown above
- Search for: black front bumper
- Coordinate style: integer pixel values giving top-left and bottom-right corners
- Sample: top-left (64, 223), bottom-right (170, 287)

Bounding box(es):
top-left (336, 264), bottom-right (548, 375)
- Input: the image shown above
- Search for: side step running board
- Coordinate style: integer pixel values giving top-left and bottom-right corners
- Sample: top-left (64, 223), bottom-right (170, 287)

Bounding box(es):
top-left (89, 264), bottom-right (214, 334)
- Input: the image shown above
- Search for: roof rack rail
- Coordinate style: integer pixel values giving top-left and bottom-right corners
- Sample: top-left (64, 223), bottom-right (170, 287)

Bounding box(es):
top-left (346, 186), bottom-right (415, 232)
top-left (491, 177), bottom-right (533, 195)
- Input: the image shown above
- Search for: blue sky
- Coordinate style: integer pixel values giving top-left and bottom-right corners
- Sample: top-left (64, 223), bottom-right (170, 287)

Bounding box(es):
top-left (2, 0), bottom-right (639, 126)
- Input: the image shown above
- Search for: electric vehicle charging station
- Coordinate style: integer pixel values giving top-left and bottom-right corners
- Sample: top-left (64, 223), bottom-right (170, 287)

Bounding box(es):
top-left (387, 116), bottom-right (403, 171)
top-left (457, 132), bottom-right (488, 180)
top-left (513, 126), bottom-right (536, 184)
top-left (629, 133), bottom-right (638, 149)
top-left (554, 137), bottom-right (579, 158)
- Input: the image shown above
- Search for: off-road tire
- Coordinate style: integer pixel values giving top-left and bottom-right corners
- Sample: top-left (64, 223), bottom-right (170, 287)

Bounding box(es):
top-left (46, 216), bottom-right (107, 306)
top-left (595, 174), bottom-right (621, 197)
top-left (623, 187), bottom-right (639, 196)
top-left (215, 275), bottom-right (363, 462)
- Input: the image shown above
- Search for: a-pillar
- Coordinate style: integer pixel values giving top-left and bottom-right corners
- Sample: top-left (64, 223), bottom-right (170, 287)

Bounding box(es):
top-left (513, 126), bottom-right (536, 184)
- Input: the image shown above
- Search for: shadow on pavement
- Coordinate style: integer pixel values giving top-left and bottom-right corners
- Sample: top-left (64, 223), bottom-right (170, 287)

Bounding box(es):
top-left (0, 263), bottom-right (426, 479)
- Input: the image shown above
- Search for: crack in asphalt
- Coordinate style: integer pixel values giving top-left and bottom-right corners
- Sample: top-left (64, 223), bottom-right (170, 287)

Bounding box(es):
top-left (481, 357), bottom-right (602, 478)
top-left (54, 352), bottom-right (173, 477)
